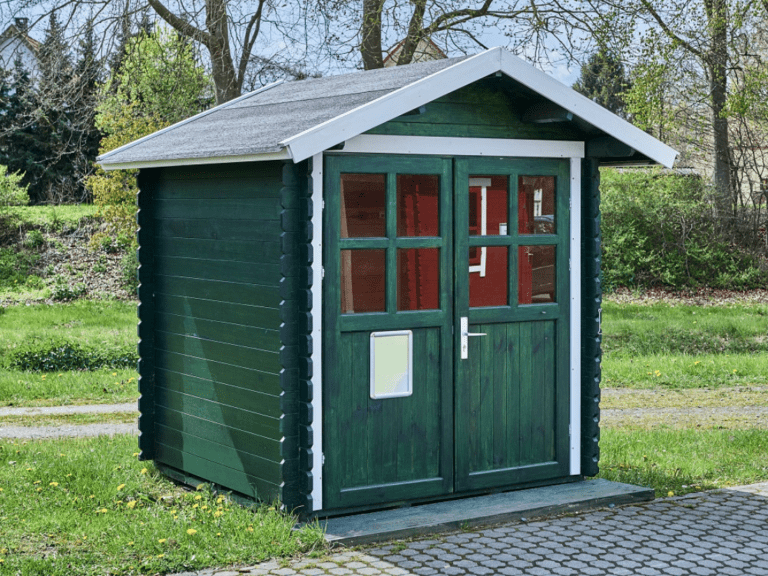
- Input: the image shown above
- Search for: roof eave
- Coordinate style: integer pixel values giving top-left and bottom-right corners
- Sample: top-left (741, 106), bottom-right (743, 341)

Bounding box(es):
top-left (100, 148), bottom-right (292, 171)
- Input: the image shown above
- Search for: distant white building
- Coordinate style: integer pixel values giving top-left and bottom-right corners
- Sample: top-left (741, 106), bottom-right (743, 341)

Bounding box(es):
top-left (0, 18), bottom-right (40, 76)
top-left (383, 37), bottom-right (446, 67)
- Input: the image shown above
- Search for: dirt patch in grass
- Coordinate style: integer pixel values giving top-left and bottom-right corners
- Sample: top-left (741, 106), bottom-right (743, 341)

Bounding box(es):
top-left (606, 286), bottom-right (768, 306)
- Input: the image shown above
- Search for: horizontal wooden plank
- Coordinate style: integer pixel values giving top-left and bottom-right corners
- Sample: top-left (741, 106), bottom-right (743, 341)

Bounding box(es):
top-left (339, 310), bottom-right (446, 332)
top-left (155, 367), bottom-right (283, 419)
top-left (155, 385), bottom-right (282, 440)
top-left (156, 424), bottom-right (282, 483)
top-left (153, 236), bottom-right (281, 264)
top-left (154, 198), bottom-right (281, 221)
top-left (154, 275), bottom-right (280, 308)
top-left (153, 295), bottom-right (281, 331)
top-left (155, 442), bottom-right (282, 501)
top-left (155, 405), bottom-right (284, 461)
top-left (156, 350), bottom-right (282, 396)
top-left (155, 312), bottom-right (280, 352)
top-left (158, 162), bottom-right (282, 184)
top-left (154, 218), bottom-right (282, 243)
top-left (154, 255), bottom-right (281, 287)
top-left (155, 331), bottom-right (281, 374)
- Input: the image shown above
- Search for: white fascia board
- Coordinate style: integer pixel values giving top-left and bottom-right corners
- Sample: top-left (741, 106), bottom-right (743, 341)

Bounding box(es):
top-left (499, 51), bottom-right (678, 168)
top-left (97, 79), bottom-right (285, 166)
top-left (283, 48), bottom-right (505, 162)
top-left (342, 135), bottom-right (584, 158)
top-left (100, 149), bottom-right (292, 171)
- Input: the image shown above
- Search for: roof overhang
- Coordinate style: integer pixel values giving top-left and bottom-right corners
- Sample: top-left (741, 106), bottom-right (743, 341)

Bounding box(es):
top-left (282, 47), bottom-right (677, 167)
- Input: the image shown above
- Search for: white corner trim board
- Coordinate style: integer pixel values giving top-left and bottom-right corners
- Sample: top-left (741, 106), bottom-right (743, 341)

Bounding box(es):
top-left (342, 135), bottom-right (584, 158)
top-left (569, 157), bottom-right (582, 476)
top-left (310, 153), bottom-right (324, 511)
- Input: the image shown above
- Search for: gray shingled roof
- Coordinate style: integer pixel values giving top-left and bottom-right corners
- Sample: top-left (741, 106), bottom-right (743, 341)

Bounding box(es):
top-left (98, 56), bottom-right (466, 167)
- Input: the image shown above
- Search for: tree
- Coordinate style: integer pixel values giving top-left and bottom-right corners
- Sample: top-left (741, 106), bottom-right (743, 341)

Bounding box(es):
top-left (572, 48), bottom-right (631, 118)
top-left (600, 0), bottom-right (758, 215)
top-left (87, 25), bottom-right (212, 236)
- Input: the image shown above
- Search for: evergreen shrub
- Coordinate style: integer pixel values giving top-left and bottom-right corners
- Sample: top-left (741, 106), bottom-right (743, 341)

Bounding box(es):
top-left (601, 168), bottom-right (767, 290)
top-left (5, 338), bottom-right (137, 371)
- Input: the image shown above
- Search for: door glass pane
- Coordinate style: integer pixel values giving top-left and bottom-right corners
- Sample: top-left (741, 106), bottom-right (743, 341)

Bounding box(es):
top-left (397, 175), bottom-right (439, 237)
top-left (341, 174), bottom-right (386, 238)
top-left (469, 176), bottom-right (509, 237)
top-left (518, 245), bottom-right (556, 304)
top-left (341, 249), bottom-right (385, 313)
top-left (518, 176), bottom-right (556, 235)
top-left (397, 248), bottom-right (439, 311)
top-left (469, 246), bottom-right (508, 307)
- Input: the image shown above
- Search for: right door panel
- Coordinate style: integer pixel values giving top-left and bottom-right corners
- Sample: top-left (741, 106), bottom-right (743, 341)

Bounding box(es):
top-left (454, 158), bottom-right (571, 492)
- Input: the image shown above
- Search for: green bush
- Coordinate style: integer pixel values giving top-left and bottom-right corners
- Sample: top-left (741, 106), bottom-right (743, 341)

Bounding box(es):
top-left (120, 249), bottom-right (139, 293)
top-left (5, 338), bottom-right (137, 371)
top-left (600, 168), bottom-right (767, 290)
top-left (0, 247), bottom-right (40, 288)
top-left (51, 279), bottom-right (87, 301)
top-left (0, 165), bottom-right (29, 208)
top-left (23, 229), bottom-right (45, 249)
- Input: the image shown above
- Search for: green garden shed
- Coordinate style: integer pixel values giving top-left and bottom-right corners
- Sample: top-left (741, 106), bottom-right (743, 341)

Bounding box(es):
top-left (98, 47), bottom-right (677, 517)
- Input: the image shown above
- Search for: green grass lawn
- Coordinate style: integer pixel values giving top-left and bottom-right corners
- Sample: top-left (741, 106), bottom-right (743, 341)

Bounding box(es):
top-left (3, 204), bottom-right (99, 228)
top-left (602, 301), bottom-right (768, 388)
top-left (0, 301), bottom-right (138, 406)
top-left (597, 429), bottom-right (768, 497)
top-left (0, 435), bottom-right (325, 576)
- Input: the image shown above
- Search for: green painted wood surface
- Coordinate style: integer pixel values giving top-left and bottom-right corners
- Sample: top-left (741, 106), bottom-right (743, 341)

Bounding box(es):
top-left (323, 154), bottom-right (573, 510)
top-left (323, 154), bottom-right (454, 509)
top-left (454, 157), bottom-right (571, 492)
top-left (143, 161), bottom-right (289, 503)
top-left (367, 79), bottom-right (585, 141)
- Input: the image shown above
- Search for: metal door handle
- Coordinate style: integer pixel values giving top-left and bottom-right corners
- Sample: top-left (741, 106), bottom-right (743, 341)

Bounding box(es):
top-left (460, 317), bottom-right (486, 360)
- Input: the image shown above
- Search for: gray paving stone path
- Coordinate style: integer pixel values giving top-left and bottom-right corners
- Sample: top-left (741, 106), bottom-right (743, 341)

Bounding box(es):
top-left (171, 482), bottom-right (768, 576)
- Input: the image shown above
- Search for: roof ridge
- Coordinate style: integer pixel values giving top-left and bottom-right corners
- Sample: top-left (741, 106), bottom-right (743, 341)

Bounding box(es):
top-left (97, 79), bottom-right (285, 162)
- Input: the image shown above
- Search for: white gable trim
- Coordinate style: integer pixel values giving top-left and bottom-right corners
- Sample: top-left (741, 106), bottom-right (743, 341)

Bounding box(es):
top-left (283, 47), bottom-right (677, 168)
top-left (282, 49), bottom-right (503, 162)
top-left (497, 51), bottom-right (677, 168)
top-left (341, 135), bottom-right (584, 158)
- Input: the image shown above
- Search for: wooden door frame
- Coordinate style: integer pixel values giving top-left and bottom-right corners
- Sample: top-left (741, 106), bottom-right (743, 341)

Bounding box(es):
top-left (310, 138), bottom-right (583, 513)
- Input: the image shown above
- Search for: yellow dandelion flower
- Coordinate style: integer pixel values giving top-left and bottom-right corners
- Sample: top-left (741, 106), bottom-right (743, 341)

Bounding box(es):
top-left (117, 484), bottom-right (126, 491)
top-left (186, 528), bottom-right (197, 535)
top-left (126, 501), bottom-right (137, 509)
top-left (194, 495), bottom-right (202, 501)
top-left (58, 374), bottom-right (63, 376)
top-left (127, 541), bottom-right (134, 546)
top-left (66, 473), bottom-right (72, 477)
top-left (193, 504), bottom-right (199, 509)
top-left (49, 482), bottom-right (58, 487)
top-left (157, 554), bottom-right (164, 558)
top-left (33, 481), bottom-right (40, 485)
top-left (89, 495), bottom-right (95, 499)
top-left (132, 452), bottom-right (139, 457)
top-left (246, 526), bottom-right (254, 532)
top-left (158, 538), bottom-right (167, 544)
top-left (667, 491), bottom-right (675, 497)
top-left (36, 487), bottom-right (42, 492)
top-left (214, 510), bottom-right (223, 518)
top-left (99, 508), bottom-right (108, 513)
top-left (216, 532), bottom-right (222, 536)
top-left (733, 369), bottom-right (738, 373)
top-left (112, 372), bottom-right (117, 376)
top-left (140, 468), bottom-right (148, 474)
top-left (201, 505), bottom-right (208, 511)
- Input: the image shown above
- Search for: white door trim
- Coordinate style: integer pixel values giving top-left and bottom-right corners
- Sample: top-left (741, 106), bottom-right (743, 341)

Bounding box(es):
top-left (569, 157), bottom-right (582, 476)
top-left (340, 134), bottom-right (584, 159)
top-left (310, 153), bottom-right (324, 511)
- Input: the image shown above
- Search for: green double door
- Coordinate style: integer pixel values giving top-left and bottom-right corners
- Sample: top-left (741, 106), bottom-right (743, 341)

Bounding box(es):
top-left (323, 154), bottom-right (571, 511)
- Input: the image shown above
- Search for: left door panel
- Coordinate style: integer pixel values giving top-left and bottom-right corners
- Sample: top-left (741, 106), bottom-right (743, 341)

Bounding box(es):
top-left (322, 154), bottom-right (454, 510)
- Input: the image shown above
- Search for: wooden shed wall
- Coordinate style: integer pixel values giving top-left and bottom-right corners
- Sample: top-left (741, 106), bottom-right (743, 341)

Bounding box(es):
top-left (366, 79), bottom-right (585, 140)
top-left (136, 162), bottom-right (300, 504)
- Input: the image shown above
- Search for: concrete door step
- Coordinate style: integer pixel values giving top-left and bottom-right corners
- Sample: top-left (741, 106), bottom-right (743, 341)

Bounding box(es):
top-left (320, 479), bottom-right (653, 545)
